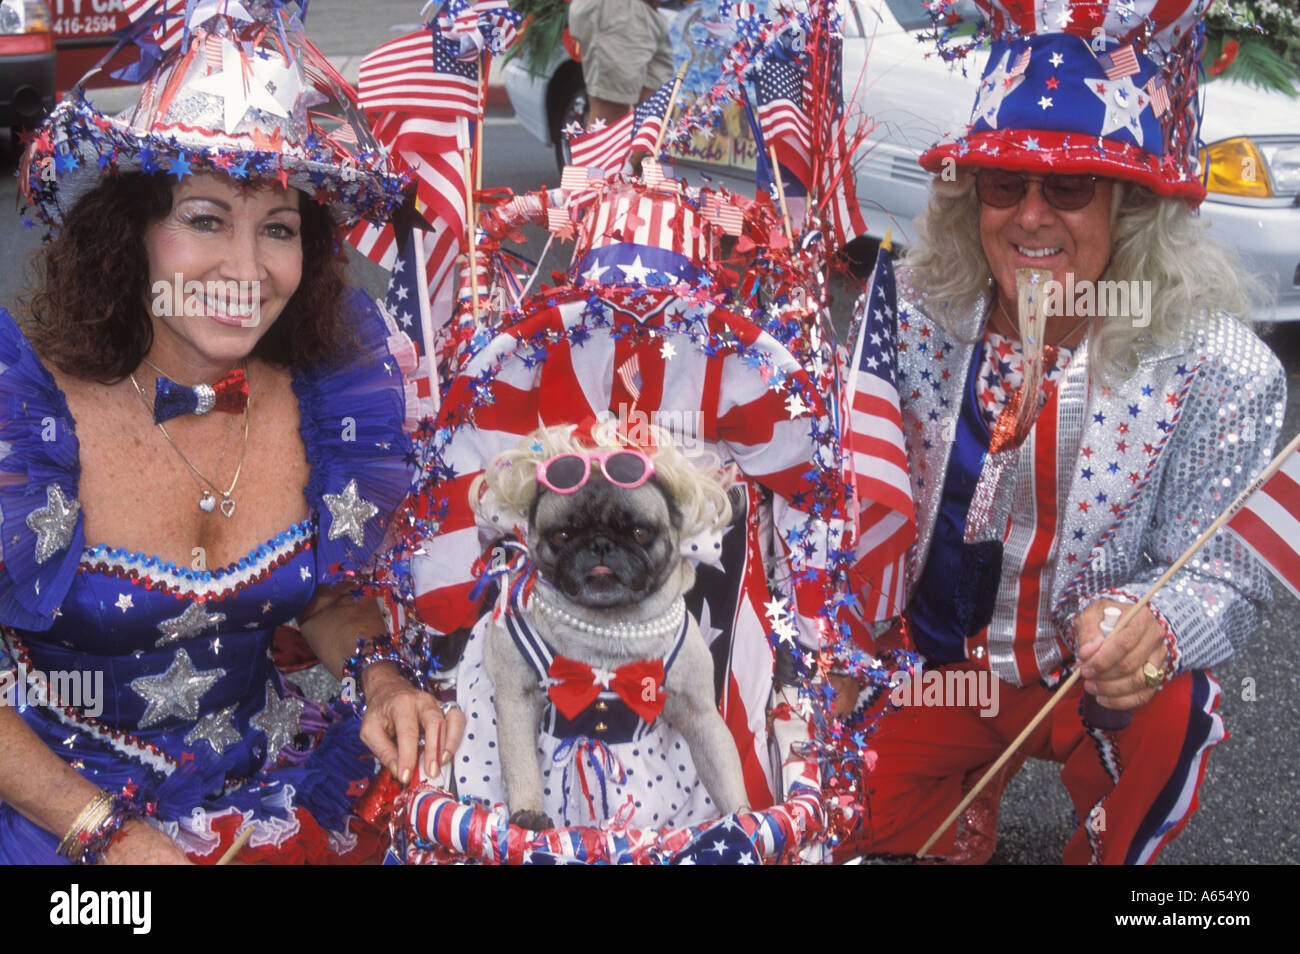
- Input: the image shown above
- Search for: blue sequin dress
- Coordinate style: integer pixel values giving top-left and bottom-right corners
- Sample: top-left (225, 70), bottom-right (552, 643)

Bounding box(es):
top-left (0, 291), bottom-right (414, 864)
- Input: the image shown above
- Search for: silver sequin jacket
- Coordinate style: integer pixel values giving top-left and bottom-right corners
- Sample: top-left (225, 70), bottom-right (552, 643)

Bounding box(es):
top-left (895, 270), bottom-right (1286, 686)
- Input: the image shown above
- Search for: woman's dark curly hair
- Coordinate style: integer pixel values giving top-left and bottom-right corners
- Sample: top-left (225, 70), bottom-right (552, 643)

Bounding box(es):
top-left (23, 172), bottom-right (352, 382)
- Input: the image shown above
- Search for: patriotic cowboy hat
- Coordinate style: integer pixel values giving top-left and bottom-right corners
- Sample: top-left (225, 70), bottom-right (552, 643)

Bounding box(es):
top-left (919, 0), bottom-right (1212, 204)
top-left (20, 0), bottom-right (406, 231)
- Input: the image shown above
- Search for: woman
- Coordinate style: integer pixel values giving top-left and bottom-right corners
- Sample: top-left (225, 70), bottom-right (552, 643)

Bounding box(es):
top-left (845, 1), bottom-right (1286, 864)
top-left (0, 8), bottom-right (458, 864)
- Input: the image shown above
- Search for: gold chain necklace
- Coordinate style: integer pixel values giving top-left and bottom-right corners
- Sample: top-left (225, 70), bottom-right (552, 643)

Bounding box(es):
top-left (128, 371), bottom-right (250, 518)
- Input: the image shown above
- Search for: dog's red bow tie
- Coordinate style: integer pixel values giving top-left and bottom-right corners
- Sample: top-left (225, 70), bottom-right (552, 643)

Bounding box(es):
top-left (547, 656), bottom-right (666, 723)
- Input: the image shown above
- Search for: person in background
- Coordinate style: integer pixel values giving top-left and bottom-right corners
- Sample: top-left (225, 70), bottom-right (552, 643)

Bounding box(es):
top-left (569, 0), bottom-right (676, 127)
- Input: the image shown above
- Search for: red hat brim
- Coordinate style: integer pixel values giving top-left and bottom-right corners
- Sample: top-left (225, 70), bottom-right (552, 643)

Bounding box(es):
top-left (920, 129), bottom-right (1208, 207)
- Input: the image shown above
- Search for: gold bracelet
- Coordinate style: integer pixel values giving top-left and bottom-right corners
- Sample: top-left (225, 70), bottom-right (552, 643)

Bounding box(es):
top-left (56, 790), bottom-right (115, 859)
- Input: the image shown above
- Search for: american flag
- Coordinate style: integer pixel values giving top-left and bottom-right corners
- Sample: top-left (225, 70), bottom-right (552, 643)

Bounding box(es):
top-left (122, 0), bottom-right (187, 52)
top-left (345, 114), bottom-right (467, 371)
top-left (1146, 75), bottom-right (1171, 116)
top-left (359, 30), bottom-right (482, 119)
top-left (1227, 443), bottom-right (1300, 601)
top-left (567, 75), bottom-right (676, 170)
top-left (568, 111), bottom-right (635, 172)
top-left (703, 194), bottom-right (745, 235)
top-left (616, 354), bottom-right (642, 402)
top-left (382, 233), bottom-right (441, 421)
top-left (560, 164), bottom-right (592, 192)
top-left (1007, 47), bottom-right (1031, 78)
top-left (1099, 44), bottom-right (1140, 80)
top-left (795, 20), bottom-right (868, 248)
top-left (450, 0), bottom-right (520, 54)
top-left (753, 54), bottom-right (813, 189)
top-left (629, 79), bottom-right (676, 156)
top-left (843, 244), bottom-right (916, 620)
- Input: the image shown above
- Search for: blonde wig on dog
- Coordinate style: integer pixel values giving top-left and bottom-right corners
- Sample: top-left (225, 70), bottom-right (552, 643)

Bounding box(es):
top-left (470, 419), bottom-right (737, 539)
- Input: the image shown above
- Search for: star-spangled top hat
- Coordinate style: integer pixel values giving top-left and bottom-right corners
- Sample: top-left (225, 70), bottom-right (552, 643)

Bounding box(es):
top-left (919, 0), bottom-right (1213, 204)
top-left (20, 0), bottom-right (406, 230)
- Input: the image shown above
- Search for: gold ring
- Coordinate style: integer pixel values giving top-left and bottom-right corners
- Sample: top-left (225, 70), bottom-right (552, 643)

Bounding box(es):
top-left (1142, 662), bottom-right (1165, 690)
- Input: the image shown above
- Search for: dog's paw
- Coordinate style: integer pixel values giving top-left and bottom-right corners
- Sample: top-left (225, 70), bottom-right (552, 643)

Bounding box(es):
top-left (508, 809), bottom-right (555, 831)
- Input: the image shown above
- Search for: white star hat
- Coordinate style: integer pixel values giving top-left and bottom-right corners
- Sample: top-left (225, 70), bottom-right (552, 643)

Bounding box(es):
top-left (918, 0), bottom-right (1214, 204)
top-left (20, 0), bottom-right (406, 230)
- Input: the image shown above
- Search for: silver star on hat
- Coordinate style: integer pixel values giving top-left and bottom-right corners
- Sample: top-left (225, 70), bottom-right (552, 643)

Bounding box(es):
top-left (185, 704), bottom-right (241, 756)
top-left (323, 478), bottom-right (379, 547)
top-left (131, 649), bottom-right (226, 729)
top-left (251, 680), bottom-right (304, 765)
top-left (155, 601), bottom-right (227, 648)
top-left (26, 484), bottom-right (80, 564)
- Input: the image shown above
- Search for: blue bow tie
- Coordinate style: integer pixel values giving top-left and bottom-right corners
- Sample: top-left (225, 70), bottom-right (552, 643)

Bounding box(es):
top-left (153, 368), bottom-right (249, 424)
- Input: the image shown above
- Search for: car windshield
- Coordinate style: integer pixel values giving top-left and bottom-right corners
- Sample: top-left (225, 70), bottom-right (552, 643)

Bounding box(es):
top-left (884, 0), bottom-right (982, 31)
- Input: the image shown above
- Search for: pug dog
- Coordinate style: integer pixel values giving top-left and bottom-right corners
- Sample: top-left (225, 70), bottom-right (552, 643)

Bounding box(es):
top-left (474, 421), bottom-right (749, 830)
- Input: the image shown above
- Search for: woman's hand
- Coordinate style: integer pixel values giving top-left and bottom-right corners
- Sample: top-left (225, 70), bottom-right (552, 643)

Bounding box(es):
top-left (359, 662), bottom-right (466, 785)
top-left (1075, 600), bottom-right (1171, 711)
top-left (101, 819), bottom-right (193, 865)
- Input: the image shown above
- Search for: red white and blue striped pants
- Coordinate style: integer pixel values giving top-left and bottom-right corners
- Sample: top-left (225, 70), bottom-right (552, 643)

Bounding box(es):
top-left (855, 663), bottom-right (1225, 864)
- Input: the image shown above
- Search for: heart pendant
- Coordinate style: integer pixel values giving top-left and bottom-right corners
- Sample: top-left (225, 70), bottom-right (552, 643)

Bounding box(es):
top-left (219, 497), bottom-right (236, 519)
top-left (199, 493), bottom-right (217, 513)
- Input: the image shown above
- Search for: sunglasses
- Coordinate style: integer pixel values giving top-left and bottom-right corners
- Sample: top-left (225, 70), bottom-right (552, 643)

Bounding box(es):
top-left (536, 450), bottom-right (656, 494)
top-left (974, 170), bottom-right (1099, 212)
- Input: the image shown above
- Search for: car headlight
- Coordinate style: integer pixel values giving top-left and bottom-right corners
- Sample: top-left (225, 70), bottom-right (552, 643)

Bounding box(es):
top-left (1198, 136), bottom-right (1300, 199)
top-left (1198, 137), bottom-right (1273, 197)
top-left (0, 0), bottom-right (50, 34)
top-left (1256, 140), bottom-right (1300, 197)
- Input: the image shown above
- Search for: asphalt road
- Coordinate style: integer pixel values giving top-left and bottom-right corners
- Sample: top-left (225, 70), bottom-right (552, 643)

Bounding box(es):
top-left (2, 0), bottom-right (1295, 866)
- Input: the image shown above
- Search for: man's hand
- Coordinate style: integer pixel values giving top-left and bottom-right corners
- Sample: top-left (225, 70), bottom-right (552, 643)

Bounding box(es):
top-left (358, 663), bottom-right (466, 785)
top-left (1075, 600), bottom-right (1170, 711)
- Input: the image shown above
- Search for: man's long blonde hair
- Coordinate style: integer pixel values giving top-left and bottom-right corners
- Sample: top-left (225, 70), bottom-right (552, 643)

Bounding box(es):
top-left (902, 170), bottom-right (1265, 381)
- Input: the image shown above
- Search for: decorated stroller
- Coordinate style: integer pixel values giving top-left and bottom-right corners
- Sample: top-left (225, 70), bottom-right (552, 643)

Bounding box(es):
top-left (350, 0), bottom-right (914, 864)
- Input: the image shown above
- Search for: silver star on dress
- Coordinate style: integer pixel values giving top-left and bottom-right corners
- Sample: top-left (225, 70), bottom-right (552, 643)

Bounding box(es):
top-left (131, 649), bottom-right (226, 729)
top-left (155, 601), bottom-right (227, 648)
top-left (185, 705), bottom-right (241, 755)
top-left (26, 484), bottom-right (80, 564)
top-left (251, 680), bottom-right (304, 765)
top-left (323, 479), bottom-right (379, 547)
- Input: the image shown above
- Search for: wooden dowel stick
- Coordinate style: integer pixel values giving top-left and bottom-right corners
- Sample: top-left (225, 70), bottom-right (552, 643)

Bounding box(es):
top-left (518, 233), bottom-right (554, 302)
top-left (216, 825), bottom-right (253, 866)
top-left (915, 429), bottom-right (1300, 858)
top-left (769, 144), bottom-right (794, 246)
top-left (649, 64), bottom-right (689, 157)
top-left (462, 145), bottom-right (480, 328)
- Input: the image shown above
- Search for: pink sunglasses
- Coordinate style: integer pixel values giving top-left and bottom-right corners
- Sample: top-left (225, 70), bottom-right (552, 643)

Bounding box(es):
top-left (535, 450), bottom-right (656, 494)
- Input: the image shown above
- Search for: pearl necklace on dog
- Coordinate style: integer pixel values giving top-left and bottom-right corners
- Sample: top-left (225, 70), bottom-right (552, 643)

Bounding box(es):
top-left (531, 586), bottom-right (686, 640)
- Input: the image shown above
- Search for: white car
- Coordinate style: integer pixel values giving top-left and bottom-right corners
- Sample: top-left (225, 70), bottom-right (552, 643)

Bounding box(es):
top-left (503, 0), bottom-right (1300, 320)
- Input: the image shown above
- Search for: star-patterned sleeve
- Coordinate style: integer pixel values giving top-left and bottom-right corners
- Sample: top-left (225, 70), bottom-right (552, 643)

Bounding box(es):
top-left (1091, 316), bottom-right (1286, 671)
top-left (291, 288), bottom-right (418, 584)
top-left (0, 308), bottom-right (85, 631)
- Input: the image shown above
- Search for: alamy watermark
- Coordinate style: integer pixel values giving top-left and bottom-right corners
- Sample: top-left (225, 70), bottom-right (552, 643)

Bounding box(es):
top-left (150, 273), bottom-right (262, 326)
top-left (615, 403), bottom-right (705, 456)
top-left (1041, 275), bottom-right (1151, 328)
top-left (889, 667), bottom-right (1000, 718)
top-left (1, 663), bottom-right (103, 718)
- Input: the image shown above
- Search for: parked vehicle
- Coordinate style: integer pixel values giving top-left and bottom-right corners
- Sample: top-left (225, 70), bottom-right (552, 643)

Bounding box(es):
top-left (0, 0), bottom-right (55, 142)
top-left (504, 0), bottom-right (1300, 320)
